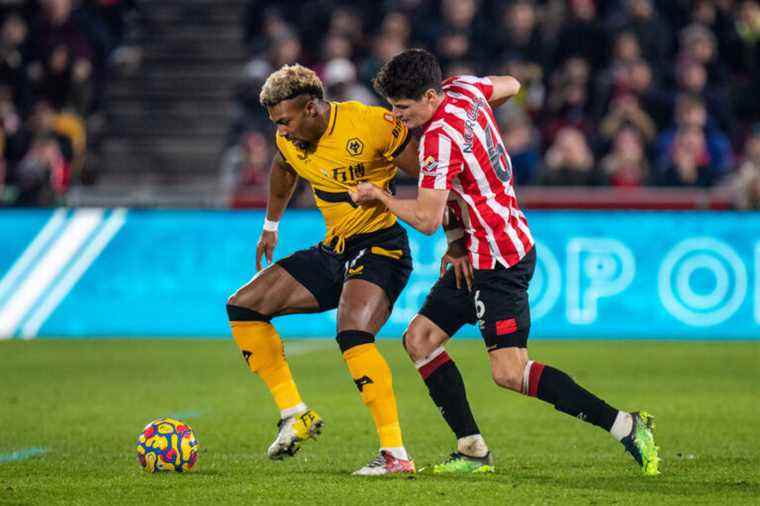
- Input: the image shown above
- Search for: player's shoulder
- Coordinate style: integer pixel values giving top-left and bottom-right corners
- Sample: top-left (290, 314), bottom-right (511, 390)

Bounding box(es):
top-left (444, 75), bottom-right (490, 87)
top-left (420, 123), bottom-right (459, 151)
top-left (443, 75), bottom-right (492, 99)
top-left (337, 100), bottom-right (393, 124)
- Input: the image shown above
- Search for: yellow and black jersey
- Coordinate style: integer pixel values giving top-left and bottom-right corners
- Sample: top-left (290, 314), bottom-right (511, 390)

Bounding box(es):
top-left (276, 101), bottom-right (409, 252)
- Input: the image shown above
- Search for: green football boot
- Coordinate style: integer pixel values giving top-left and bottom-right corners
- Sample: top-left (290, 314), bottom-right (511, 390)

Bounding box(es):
top-left (432, 452), bottom-right (495, 474)
top-left (621, 411), bottom-right (661, 476)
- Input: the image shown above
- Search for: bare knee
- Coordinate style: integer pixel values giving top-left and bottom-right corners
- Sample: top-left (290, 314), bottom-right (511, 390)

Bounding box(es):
top-left (491, 368), bottom-right (524, 392)
top-left (403, 316), bottom-right (446, 362)
top-left (227, 280), bottom-right (268, 314)
top-left (489, 349), bottom-right (529, 392)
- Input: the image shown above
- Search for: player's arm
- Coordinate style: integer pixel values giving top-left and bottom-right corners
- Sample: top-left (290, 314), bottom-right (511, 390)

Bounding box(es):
top-left (350, 185), bottom-right (449, 236)
top-left (256, 151), bottom-right (299, 270)
top-left (485, 75), bottom-right (521, 109)
top-left (440, 211), bottom-right (473, 290)
top-left (392, 136), bottom-right (420, 178)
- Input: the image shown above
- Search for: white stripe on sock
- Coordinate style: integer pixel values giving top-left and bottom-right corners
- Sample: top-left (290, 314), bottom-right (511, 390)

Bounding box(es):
top-left (610, 411), bottom-right (633, 441)
top-left (414, 346), bottom-right (445, 369)
top-left (521, 360), bottom-right (534, 394)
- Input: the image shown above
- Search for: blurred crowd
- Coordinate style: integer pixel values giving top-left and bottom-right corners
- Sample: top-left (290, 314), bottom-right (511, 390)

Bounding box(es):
top-left (0, 0), bottom-right (140, 206)
top-left (224, 0), bottom-right (760, 209)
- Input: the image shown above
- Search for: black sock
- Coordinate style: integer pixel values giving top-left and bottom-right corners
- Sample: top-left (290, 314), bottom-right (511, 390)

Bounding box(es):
top-left (531, 363), bottom-right (618, 431)
top-left (419, 353), bottom-right (480, 439)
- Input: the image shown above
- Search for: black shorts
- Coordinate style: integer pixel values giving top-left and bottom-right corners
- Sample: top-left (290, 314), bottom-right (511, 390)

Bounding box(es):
top-left (277, 223), bottom-right (413, 311)
top-left (418, 246), bottom-right (536, 350)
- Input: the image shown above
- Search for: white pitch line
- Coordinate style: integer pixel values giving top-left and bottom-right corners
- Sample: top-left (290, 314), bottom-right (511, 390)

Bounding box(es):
top-left (0, 209), bottom-right (104, 338)
top-left (21, 209), bottom-right (128, 339)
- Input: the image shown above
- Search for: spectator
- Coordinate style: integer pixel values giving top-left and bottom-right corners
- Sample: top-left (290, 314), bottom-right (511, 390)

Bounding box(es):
top-left (675, 59), bottom-right (733, 132)
top-left (656, 125), bottom-right (719, 187)
top-left (28, 0), bottom-right (94, 115)
top-left (607, 0), bottom-right (670, 67)
top-left (220, 131), bottom-right (272, 207)
top-left (732, 125), bottom-right (760, 209)
top-left (502, 112), bottom-right (541, 185)
top-left (678, 23), bottom-right (729, 89)
top-left (15, 133), bottom-right (69, 205)
top-left (322, 58), bottom-right (376, 104)
top-left (599, 93), bottom-right (656, 144)
top-left (656, 94), bottom-right (733, 179)
top-left (543, 57), bottom-right (594, 142)
top-left (539, 126), bottom-right (603, 185)
top-left (488, 1), bottom-right (547, 67)
top-left (553, 0), bottom-right (607, 70)
top-left (600, 126), bottom-right (649, 187)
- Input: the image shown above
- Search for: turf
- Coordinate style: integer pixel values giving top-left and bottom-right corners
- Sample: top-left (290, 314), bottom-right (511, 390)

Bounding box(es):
top-left (0, 339), bottom-right (758, 505)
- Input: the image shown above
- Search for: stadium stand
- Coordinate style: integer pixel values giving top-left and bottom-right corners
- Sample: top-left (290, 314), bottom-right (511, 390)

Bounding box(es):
top-left (3, 0), bottom-right (756, 209)
top-left (0, 0), bottom-right (143, 206)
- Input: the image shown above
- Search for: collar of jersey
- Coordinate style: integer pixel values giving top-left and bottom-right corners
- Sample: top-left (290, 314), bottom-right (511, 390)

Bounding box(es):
top-left (319, 101), bottom-right (339, 141)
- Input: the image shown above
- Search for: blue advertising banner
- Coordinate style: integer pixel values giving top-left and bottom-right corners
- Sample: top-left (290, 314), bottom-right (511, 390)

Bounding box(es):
top-left (0, 209), bottom-right (758, 339)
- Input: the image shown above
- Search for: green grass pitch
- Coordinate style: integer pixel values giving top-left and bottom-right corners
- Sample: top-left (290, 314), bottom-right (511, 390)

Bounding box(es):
top-left (1, 339), bottom-right (758, 505)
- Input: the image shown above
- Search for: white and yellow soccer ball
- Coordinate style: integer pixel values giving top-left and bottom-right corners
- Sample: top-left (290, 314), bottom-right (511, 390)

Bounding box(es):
top-left (136, 417), bottom-right (198, 473)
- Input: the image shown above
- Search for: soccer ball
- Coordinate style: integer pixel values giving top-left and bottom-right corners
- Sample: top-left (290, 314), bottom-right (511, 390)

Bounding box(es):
top-left (136, 417), bottom-right (198, 473)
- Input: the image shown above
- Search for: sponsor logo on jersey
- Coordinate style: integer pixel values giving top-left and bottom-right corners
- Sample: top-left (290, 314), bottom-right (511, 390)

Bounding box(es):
top-left (421, 155), bottom-right (438, 175)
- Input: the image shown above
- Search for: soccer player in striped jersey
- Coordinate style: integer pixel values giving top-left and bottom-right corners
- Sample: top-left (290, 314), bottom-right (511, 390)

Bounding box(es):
top-left (351, 49), bottom-right (660, 476)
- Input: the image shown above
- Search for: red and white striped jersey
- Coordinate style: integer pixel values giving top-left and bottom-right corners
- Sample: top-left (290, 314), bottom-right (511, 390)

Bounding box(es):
top-left (418, 75), bottom-right (534, 270)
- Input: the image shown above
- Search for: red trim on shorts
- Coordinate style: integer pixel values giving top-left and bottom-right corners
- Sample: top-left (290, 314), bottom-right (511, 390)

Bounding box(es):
top-left (496, 318), bottom-right (517, 335)
top-left (418, 352), bottom-right (452, 380)
top-left (528, 362), bottom-right (545, 397)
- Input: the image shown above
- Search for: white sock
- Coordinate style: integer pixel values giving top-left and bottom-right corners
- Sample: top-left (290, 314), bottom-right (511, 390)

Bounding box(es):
top-left (610, 411), bottom-right (633, 441)
top-left (382, 447), bottom-right (409, 461)
top-left (280, 403), bottom-right (308, 419)
top-left (457, 434), bottom-right (488, 458)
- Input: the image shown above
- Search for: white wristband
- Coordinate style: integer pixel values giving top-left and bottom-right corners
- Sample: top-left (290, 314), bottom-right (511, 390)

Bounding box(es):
top-left (263, 218), bottom-right (279, 232)
top-left (444, 227), bottom-right (465, 243)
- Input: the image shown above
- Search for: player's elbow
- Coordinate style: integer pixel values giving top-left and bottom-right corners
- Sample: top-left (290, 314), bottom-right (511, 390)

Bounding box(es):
top-left (419, 215), bottom-right (442, 236)
top-left (505, 76), bottom-right (521, 97)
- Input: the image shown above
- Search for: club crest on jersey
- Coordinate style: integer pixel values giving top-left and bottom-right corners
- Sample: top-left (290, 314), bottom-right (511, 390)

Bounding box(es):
top-left (421, 156), bottom-right (438, 175)
top-left (346, 137), bottom-right (364, 156)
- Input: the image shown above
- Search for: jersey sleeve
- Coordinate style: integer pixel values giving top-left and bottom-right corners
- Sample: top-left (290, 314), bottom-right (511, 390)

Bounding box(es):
top-left (445, 75), bottom-right (494, 101)
top-left (365, 106), bottom-right (410, 160)
top-left (418, 131), bottom-right (463, 190)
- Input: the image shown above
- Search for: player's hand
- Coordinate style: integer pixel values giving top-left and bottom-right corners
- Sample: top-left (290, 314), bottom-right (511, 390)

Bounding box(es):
top-left (349, 182), bottom-right (383, 206)
top-left (440, 238), bottom-right (473, 291)
top-left (256, 230), bottom-right (278, 271)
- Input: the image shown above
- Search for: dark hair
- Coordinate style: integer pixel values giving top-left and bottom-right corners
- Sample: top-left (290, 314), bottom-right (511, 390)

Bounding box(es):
top-left (372, 48), bottom-right (442, 100)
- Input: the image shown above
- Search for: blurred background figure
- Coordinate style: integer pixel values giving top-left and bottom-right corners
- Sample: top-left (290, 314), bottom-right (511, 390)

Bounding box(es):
top-left (732, 124), bottom-right (760, 209)
top-left (0, 0), bottom-right (756, 208)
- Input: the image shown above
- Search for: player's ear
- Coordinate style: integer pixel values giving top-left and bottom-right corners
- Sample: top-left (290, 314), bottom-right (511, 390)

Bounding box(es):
top-left (304, 99), bottom-right (318, 118)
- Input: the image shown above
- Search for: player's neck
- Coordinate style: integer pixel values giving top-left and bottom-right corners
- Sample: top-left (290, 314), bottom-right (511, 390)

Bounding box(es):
top-left (314, 100), bottom-right (332, 139)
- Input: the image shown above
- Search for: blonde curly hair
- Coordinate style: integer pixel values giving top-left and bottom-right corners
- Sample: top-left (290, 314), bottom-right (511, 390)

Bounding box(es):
top-left (259, 64), bottom-right (325, 107)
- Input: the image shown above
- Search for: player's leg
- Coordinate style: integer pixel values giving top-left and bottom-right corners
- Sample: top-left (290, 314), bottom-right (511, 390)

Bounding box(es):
top-left (336, 236), bottom-right (415, 475)
top-left (404, 270), bottom-right (493, 473)
top-left (336, 278), bottom-right (414, 475)
top-left (227, 262), bottom-right (319, 413)
top-left (488, 346), bottom-right (659, 474)
top-left (481, 248), bottom-right (660, 475)
top-left (226, 248), bottom-right (338, 458)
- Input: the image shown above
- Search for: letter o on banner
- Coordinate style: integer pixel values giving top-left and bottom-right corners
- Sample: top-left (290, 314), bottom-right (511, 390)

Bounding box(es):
top-left (658, 238), bottom-right (747, 327)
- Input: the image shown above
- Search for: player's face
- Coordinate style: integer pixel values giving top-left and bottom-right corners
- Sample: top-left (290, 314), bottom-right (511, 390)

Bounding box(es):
top-left (387, 89), bottom-right (440, 129)
top-left (268, 97), bottom-right (321, 147)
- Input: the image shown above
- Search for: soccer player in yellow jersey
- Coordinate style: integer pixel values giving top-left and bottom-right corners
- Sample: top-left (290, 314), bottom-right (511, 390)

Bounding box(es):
top-left (225, 64), bottom-right (419, 475)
